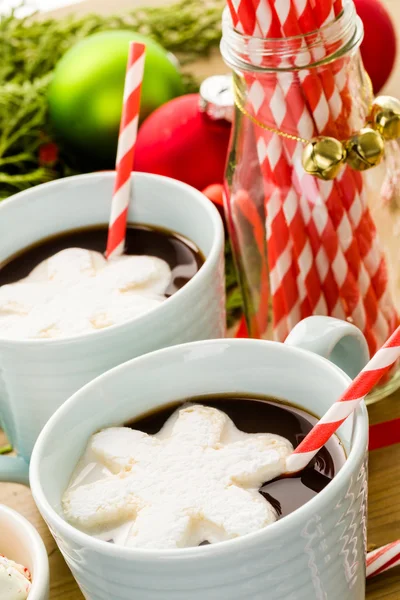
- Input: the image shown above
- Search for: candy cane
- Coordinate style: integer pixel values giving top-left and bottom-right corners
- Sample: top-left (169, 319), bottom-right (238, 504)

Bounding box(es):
top-left (367, 541), bottom-right (400, 578)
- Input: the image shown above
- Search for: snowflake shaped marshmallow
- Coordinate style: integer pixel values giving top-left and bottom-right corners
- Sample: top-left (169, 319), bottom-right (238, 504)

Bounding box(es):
top-left (0, 248), bottom-right (171, 339)
top-left (63, 404), bottom-right (293, 549)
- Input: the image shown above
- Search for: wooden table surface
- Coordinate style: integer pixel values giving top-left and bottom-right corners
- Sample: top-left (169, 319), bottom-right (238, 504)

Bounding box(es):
top-left (1, 0), bottom-right (400, 598)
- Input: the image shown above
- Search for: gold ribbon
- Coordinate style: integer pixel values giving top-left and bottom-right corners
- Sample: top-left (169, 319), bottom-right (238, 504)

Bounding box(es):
top-left (233, 81), bottom-right (309, 144)
top-left (232, 76), bottom-right (400, 181)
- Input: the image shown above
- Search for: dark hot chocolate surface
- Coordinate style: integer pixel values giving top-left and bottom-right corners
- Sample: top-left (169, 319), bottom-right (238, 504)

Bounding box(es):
top-left (0, 224), bottom-right (203, 296)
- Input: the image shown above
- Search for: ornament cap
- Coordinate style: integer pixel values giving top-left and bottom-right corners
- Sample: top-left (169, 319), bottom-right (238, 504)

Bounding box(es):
top-left (199, 75), bottom-right (234, 122)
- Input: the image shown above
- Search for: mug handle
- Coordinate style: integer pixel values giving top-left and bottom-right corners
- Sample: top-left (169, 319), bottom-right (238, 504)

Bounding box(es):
top-left (0, 455), bottom-right (30, 485)
top-left (285, 316), bottom-right (370, 380)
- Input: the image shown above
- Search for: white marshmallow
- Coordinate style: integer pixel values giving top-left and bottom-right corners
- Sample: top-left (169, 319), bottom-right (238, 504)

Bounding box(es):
top-left (0, 248), bottom-right (171, 340)
top-left (0, 555), bottom-right (31, 600)
top-left (63, 404), bottom-right (293, 550)
top-left (30, 247), bottom-right (106, 283)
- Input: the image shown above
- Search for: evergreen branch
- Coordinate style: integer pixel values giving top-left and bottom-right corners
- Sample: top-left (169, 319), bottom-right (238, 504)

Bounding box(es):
top-left (0, 153), bottom-right (35, 166)
top-left (0, 1), bottom-right (223, 198)
top-left (0, 168), bottom-right (55, 184)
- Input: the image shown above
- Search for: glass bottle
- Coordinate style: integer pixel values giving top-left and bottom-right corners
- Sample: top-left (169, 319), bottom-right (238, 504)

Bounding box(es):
top-left (221, 0), bottom-right (400, 402)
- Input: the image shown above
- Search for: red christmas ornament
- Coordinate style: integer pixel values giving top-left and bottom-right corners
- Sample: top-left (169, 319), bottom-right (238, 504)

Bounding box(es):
top-left (355, 0), bottom-right (397, 93)
top-left (39, 142), bottom-right (59, 166)
top-left (202, 183), bottom-right (225, 222)
top-left (135, 76), bottom-right (233, 190)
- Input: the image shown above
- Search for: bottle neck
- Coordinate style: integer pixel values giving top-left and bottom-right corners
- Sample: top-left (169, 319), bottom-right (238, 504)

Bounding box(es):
top-left (220, 0), bottom-right (363, 73)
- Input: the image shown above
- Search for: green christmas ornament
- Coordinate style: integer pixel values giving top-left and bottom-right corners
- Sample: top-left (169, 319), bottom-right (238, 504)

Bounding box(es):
top-left (48, 30), bottom-right (184, 169)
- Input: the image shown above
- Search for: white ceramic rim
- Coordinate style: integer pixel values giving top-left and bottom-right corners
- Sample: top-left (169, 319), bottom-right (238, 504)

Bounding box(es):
top-left (0, 172), bottom-right (224, 346)
top-left (30, 338), bottom-right (369, 562)
top-left (0, 504), bottom-right (49, 599)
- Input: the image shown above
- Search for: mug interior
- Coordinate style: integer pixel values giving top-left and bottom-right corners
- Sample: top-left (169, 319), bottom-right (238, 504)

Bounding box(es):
top-left (30, 338), bottom-right (368, 555)
top-left (0, 172), bottom-right (224, 345)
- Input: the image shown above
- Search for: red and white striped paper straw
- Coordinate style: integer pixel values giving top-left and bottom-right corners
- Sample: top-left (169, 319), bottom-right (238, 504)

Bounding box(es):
top-left (105, 42), bottom-right (146, 259)
top-left (286, 324), bottom-right (400, 473)
top-left (367, 541), bottom-right (400, 578)
top-left (252, 2), bottom-right (363, 330)
top-left (247, 1), bottom-right (364, 337)
top-left (230, 1), bottom-right (330, 338)
top-left (227, 0), bottom-right (304, 338)
top-left (290, 0), bottom-right (395, 351)
top-left (268, 0), bottom-right (385, 354)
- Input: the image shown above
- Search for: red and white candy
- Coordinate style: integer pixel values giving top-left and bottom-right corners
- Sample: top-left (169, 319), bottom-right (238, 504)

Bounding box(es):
top-left (0, 554), bottom-right (31, 599)
top-left (367, 541), bottom-right (400, 578)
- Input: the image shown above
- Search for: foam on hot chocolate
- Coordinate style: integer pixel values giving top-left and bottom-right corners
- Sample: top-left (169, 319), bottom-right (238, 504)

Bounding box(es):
top-left (0, 248), bottom-right (171, 339)
top-left (62, 404), bottom-right (293, 549)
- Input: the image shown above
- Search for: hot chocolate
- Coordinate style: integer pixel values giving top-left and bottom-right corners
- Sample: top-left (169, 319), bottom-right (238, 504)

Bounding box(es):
top-left (0, 224), bottom-right (203, 340)
top-left (62, 395), bottom-right (345, 550)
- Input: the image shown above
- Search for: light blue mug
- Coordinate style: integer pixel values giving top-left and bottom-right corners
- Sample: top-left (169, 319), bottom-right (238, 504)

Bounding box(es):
top-left (0, 172), bottom-right (225, 485)
top-left (30, 316), bottom-right (369, 600)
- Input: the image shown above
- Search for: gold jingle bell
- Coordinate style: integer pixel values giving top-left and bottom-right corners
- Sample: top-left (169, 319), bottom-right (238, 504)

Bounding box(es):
top-left (302, 136), bottom-right (347, 181)
top-left (345, 127), bottom-right (385, 172)
top-left (370, 96), bottom-right (400, 141)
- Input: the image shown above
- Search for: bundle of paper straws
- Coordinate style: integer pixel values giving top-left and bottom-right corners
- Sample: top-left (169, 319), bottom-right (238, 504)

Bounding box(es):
top-left (226, 0), bottom-right (398, 354)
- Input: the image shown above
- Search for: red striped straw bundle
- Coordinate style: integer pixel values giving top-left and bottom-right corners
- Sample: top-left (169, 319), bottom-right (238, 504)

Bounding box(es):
top-left (224, 3), bottom-right (400, 575)
top-left (226, 0), bottom-right (398, 352)
top-left (106, 42), bottom-right (146, 259)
